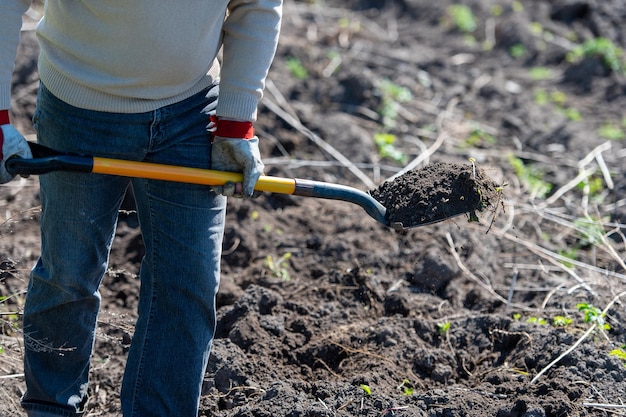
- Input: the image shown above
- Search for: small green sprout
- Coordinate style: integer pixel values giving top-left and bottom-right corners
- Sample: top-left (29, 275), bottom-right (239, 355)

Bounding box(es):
top-left (577, 176), bottom-right (605, 198)
top-left (437, 321), bottom-right (451, 334)
top-left (464, 128), bottom-right (497, 148)
top-left (509, 44), bottom-right (527, 58)
top-left (490, 5), bottom-right (503, 17)
top-left (468, 158), bottom-right (477, 178)
top-left (445, 4), bottom-right (477, 33)
top-left (574, 217), bottom-right (606, 246)
top-left (265, 253), bottom-right (292, 281)
top-left (567, 37), bottom-right (625, 74)
top-left (598, 122), bottom-right (625, 140)
top-left (558, 247), bottom-right (578, 268)
top-left (398, 379), bottom-right (414, 396)
top-left (359, 384), bottom-right (372, 396)
top-left (529, 22), bottom-right (543, 36)
top-left (577, 303), bottom-right (610, 331)
top-left (512, 1), bottom-right (524, 12)
top-left (527, 317), bottom-right (548, 326)
top-left (373, 133), bottom-right (407, 164)
top-left (376, 79), bottom-right (412, 128)
top-left (560, 107), bottom-right (582, 121)
top-left (610, 346), bottom-right (626, 367)
top-left (508, 154), bottom-right (552, 199)
top-left (552, 315), bottom-right (573, 327)
top-left (529, 67), bottom-right (554, 80)
top-left (285, 56), bottom-right (309, 80)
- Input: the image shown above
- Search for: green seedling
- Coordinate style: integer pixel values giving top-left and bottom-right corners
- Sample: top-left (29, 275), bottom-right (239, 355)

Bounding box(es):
top-left (437, 321), bottom-right (451, 334)
top-left (376, 79), bottom-right (412, 128)
top-left (610, 346), bottom-right (626, 367)
top-left (263, 224), bottom-right (283, 235)
top-left (558, 247), bottom-right (578, 268)
top-left (508, 154), bottom-right (552, 199)
top-left (464, 128), bottom-right (497, 148)
top-left (509, 44), bottom-right (527, 58)
top-left (529, 67), bottom-right (554, 80)
top-left (359, 384), bottom-right (372, 396)
top-left (598, 122), bottom-right (625, 140)
top-left (397, 379), bottom-right (414, 396)
top-left (373, 133), bottom-right (407, 164)
top-left (533, 89), bottom-right (549, 106)
top-left (264, 253), bottom-right (292, 281)
top-left (285, 56), bottom-right (309, 80)
top-left (577, 175), bottom-right (605, 200)
top-left (527, 317), bottom-right (548, 326)
top-left (529, 22), bottom-right (543, 37)
top-left (573, 217), bottom-right (606, 247)
top-left (552, 316), bottom-right (573, 327)
top-left (567, 37), bottom-right (625, 74)
top-left (468, 158), bottom-right (477, 179)
top-left (577, 303), bottom-right (610, 331)
top-left (560, 107), bottom-right (582, 122)
top-left (445, 4), bottom-right (477, 33)
top-left (490, 5), bottom-right (503, 17)
top-left (378, 79), bottom-right (412, 103)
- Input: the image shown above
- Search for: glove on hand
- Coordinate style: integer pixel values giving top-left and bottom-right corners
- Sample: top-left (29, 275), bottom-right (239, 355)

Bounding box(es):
top-left (0, 111), bottom-right (33, 184)
top-left (210, 117), bottom-right (264, 198)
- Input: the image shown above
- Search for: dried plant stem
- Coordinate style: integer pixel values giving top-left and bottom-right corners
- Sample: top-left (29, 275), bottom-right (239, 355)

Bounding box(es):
top-left (263, 79), bottom-right (376, 189)
top-left (540, 141), bottom-right (612, 208)
top-left (582, 403), bottom-right (626, 410)
top-left (445, 233), bottom-right (529, 309)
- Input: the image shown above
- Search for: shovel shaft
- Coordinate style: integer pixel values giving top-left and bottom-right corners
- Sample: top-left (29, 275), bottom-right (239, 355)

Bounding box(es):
top-left (92, 157), bottom-right (297, 194)
top-left (6, 143), bottom-right (390, 228)
top-left (292, 179), bottom-right (388, 226)
top-left (93, 159), bottom-right (388, 226)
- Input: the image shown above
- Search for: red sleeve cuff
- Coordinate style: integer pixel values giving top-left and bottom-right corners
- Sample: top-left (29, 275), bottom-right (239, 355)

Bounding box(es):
top-left (0, 110), bottom-right (9, 126)
top-left (210, 116), bottom-right (255, 139)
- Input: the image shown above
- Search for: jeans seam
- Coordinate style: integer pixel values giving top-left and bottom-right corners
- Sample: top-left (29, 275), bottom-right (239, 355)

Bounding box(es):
top-left (130, 179), bottom-right (158, 417)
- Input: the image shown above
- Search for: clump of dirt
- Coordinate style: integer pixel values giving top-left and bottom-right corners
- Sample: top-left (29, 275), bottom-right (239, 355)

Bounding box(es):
top-left (370, 162), bottom-right (502, 229)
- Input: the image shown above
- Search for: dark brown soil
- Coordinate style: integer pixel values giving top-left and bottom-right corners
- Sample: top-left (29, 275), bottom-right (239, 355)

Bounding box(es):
top-left (371, 162), bottom-right (502, 228)
top-left (2, 1), bottom-right (626, 416)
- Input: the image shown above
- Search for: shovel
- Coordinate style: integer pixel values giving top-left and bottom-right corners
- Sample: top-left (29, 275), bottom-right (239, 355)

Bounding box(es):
top-left (8, 143), bottom-right (499, 230)
top-left (7, 142), bottom-right (411, 229)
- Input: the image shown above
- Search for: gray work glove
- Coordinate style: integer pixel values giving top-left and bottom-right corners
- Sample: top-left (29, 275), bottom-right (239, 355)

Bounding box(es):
top-left (1, 121), bottom-right (33, 184)
top-left (211, 135), bottom-right (264, 198)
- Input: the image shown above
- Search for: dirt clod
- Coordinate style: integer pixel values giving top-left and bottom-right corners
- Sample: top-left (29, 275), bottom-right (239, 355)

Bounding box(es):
top-left (370, 162), bottom-right (502, 228)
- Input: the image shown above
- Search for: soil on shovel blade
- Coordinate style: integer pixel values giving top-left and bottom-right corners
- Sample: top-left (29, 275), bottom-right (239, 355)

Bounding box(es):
top-left (2, 0), bottom-right (626, 416)
top-left (370, 162), bottom-right (502, 228)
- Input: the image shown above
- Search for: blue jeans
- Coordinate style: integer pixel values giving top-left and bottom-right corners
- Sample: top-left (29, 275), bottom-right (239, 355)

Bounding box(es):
top-left (21, 83), bottom-right (227, 417)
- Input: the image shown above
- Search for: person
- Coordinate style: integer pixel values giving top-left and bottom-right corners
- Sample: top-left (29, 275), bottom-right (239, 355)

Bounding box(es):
top-left (0, 0), bottom-right (283, 415)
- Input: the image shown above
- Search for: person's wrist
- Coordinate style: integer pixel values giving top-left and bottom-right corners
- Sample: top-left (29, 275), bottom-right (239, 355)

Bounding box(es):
top-left (0, 110), bottom-right (9, 126)
top-left (210, 116), bottom-right (254, 139)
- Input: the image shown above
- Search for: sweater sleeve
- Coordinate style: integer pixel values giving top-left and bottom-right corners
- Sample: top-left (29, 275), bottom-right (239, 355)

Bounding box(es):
top-left (217, 0), bottom-right (282, 122)
top-left (0, 0), bottom-right (32, 111)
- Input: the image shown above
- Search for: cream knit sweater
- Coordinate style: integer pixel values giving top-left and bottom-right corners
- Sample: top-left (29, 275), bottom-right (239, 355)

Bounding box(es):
top-left (0, 0), bottom-right (282, 121)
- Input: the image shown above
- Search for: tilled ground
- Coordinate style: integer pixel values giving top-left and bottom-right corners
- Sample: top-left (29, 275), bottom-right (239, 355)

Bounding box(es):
top-left (1, 0), bottom-right (626, 416)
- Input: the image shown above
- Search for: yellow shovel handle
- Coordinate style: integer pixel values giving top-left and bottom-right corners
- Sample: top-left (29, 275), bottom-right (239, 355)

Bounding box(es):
top-left (92, 157), bottom-right (297, 195)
